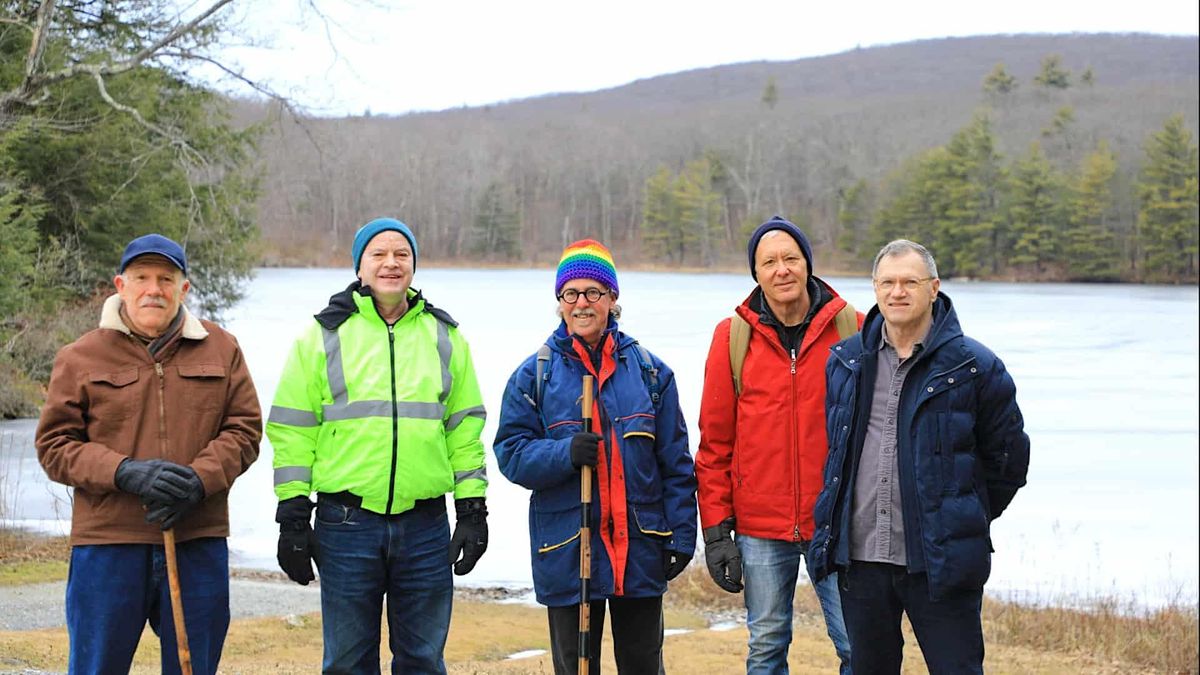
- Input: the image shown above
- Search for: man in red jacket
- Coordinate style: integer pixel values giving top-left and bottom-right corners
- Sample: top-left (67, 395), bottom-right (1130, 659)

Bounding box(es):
top-left (697, 216), bottom-right (856, 674)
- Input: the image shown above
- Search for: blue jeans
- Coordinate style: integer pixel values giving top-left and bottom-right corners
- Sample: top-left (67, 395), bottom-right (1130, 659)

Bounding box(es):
top-left (315, 496), bottom-right (453, 674)
top-left (738, 534), bottom-right (851, 675)
top-left (65, 538), bottom-right (230, 675)
top-left (839, 561), bottom-right (984, 674)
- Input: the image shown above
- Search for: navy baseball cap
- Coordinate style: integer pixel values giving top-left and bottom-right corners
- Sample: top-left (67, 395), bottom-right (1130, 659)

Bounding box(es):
top-left (118, 234), bottom-right (187, 275)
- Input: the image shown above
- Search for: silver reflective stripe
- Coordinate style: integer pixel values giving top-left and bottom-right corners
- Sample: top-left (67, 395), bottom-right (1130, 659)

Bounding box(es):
top-left (323, 328), bottom-right (348, 404)
top-left (455, 467), bottom-right (488, 484)
top-left (322, 400), bottom-right (446, 421)
top-left (274, 466), bottom-right (312, 486)
top-left (436, 321), bottom-right (452, 404)
top-left (268, 405), bottom-right (320, 427)
top-left (445, 405), bottom-right (486, 431)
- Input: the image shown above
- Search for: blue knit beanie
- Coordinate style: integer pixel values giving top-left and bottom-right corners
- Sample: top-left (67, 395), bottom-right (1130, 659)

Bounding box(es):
top-left (352, 218), bottom-right (418, 273)
top-left (747, 215), bottom-right (813, 281)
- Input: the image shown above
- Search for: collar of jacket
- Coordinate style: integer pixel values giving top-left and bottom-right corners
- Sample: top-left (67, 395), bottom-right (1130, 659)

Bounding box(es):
top-left (99, 293), bottom-right (208, 340)
top-left (314, 280), bottom-right (458, 330)
top-left (857, 292), bottom-right (963, 359)
top-left (548, 314), bottom-right (631, 357)
top-left (753, 276), bottom-right (830, 329)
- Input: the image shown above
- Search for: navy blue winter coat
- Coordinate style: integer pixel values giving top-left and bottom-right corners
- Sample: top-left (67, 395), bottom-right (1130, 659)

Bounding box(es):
top-left (494, 318), bottom-right (697, 607)
top-left (808, 293), bottom-right (1029, 599)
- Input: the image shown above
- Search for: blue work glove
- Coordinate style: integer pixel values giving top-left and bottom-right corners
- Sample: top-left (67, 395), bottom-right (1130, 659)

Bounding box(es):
top-left (448, 497), bottom-right (488, 575)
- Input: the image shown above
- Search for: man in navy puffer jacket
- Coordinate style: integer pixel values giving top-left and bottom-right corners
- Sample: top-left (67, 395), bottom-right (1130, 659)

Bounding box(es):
top-left (808, 239), bottom-right (1030, 674)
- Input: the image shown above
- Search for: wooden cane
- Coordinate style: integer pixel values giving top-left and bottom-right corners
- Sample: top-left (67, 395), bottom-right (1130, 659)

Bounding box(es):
top-left (163, 528), bottom-right (193, 675)
top-left (578, 374), bottom-right (594, 674)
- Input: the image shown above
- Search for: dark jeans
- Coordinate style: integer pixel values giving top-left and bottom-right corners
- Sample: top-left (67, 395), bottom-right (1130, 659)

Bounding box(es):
top-left (65, 538), bottom-right (230, 675)
top-left (839, 561), bottom-right (984, 675)
top-left (315, 495), bottom-right (452, 675)
top-left (547, 595), bottom-right (665, 674)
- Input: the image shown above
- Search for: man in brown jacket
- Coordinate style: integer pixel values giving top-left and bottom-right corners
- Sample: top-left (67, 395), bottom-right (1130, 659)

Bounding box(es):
top-left (36, 233), bottom-right (261, 675)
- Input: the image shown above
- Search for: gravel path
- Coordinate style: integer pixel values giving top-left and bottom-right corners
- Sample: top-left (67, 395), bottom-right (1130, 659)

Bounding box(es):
top-left (0, 576), bottom-right (322, 632)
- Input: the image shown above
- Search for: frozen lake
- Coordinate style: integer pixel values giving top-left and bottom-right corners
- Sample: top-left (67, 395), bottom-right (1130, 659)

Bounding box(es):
top-left (3, 267), bottom-right (1197, 608)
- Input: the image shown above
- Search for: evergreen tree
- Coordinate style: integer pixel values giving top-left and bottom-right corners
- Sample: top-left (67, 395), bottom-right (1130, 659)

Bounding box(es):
top-left (1080, 67), bottom-right (1096, 87)
top-left (1137, 115), bottom-right (1199, 281)
top-left (936, 114), bottom-right (1005, 277)
top-left (1063, 142), bottom-right (1121, 280)
top-left (469, 182), bottom-right (521, 261)
top-left (836, 179), bottom-right (870, 257)
top-left (675, 158), bottom-right (724, 265)
top-left (1007, 143), bottom-right (1064, 274)
top-left (641, 166), bottom-right (681, 263)
top-left (761, 76), bottom-right (779, 110)
top-left (982, 63), bottom-right (1018, 96)
top-left (1033, 54), bottom-right (1072, 90)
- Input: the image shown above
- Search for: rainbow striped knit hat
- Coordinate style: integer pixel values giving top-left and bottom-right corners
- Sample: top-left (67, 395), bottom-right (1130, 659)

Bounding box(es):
top-left (555, 239), bottom-right (618, 297)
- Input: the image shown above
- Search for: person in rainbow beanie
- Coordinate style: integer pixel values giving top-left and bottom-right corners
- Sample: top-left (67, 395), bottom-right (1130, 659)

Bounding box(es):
top-left (495, 239), bottom-right (698, 674)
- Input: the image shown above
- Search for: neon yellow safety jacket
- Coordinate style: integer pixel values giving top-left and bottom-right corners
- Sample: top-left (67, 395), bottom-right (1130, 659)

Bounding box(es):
top-left (267, 283), bottom-right (486, 514)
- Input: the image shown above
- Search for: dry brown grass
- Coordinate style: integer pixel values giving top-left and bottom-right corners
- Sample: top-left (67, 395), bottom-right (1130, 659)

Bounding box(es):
top-left (0, 529), bottom-right (71, 586)
top-left (1, 531), bottom-right (1195, 673)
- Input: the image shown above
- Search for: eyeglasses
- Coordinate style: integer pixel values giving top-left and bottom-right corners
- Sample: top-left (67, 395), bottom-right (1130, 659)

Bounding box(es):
top-left (557, 288), bottom-right (609, 304)
top-left (873, 277), bottom-right (934, 292)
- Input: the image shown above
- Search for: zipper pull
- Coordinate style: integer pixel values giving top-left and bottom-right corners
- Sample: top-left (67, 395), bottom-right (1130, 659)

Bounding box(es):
top-left (790, 349), bottom-right (797, 375)
top-left (388, 323), bottom-right (395, 344)
top-left (155, 363), bottom-right (163, 377)
top-left (793, 525), bottom-right (801, 541)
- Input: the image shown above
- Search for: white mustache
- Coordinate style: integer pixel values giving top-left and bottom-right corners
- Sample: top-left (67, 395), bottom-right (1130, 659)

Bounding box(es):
top-left (139, 298), bottom-right (167, 308)
top-left (571, 308), bottom-right (596, 319)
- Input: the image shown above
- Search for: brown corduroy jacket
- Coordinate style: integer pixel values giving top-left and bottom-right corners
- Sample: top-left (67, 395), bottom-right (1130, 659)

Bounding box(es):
top-left (36, 294), bottom-right (262, 545)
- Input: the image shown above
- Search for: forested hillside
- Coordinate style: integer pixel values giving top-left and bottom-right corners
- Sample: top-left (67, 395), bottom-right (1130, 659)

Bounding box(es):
top-left (249, 33), bottom-right (1199, 282)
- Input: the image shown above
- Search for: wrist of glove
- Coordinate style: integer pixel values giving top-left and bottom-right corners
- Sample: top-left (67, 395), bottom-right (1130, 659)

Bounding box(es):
top-left (276, 497), bottom-right (319, 585)
top-left (703, 517), bottom-right (743, 593)
top-left (448, 497), bottom-right (488, 576)
top-left (569, 432), bottom-right (601, 468)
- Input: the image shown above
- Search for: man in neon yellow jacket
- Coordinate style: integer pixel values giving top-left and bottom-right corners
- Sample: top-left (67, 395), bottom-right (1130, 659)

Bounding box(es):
top-left (267, 217), bottom-right (488, 673)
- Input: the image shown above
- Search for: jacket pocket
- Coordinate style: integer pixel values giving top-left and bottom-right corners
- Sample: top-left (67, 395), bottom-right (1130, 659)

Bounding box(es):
top-left (177, 364), bottom-right (228, 411)
top-left (630, 503), bottom-right (672, 540)
top-left (533, 507), bottom-right (581, 554)
top-left (86, 368), bottom-right (140, 426)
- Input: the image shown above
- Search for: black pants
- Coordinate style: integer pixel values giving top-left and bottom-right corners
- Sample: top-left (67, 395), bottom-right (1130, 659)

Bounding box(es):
top-left (839, 561), bottom-right (984, 675)
top-left (547, 595), bottom-right (665, 674)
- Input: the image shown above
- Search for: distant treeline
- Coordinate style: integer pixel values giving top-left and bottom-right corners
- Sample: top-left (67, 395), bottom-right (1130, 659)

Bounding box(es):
top-left (248, 34), bottom-right (1198, 283)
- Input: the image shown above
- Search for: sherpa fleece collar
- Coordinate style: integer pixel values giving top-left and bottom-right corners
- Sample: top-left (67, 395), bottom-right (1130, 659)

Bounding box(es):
top-left (99, 293), bottom-right (208, 340)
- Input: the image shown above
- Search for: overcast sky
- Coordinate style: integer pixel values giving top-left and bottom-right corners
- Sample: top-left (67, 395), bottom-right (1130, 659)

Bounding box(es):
top-left (214, 0), bottom-right (1199, 116)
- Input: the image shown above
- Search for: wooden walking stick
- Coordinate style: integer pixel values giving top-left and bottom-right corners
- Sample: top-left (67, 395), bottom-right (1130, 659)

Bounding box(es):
top-left (578, 374), bottom-right (594, 674)
top-left (163, 528), bottom-right (193, 675)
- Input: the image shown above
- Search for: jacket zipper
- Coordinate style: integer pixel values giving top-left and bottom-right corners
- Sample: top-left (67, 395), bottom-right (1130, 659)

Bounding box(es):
top-left (155, 362), bottom-right (166, 457)
top-left (790, 348), bottom-right (801, 541)
top-left (385, 323), bottom-right (399, 514)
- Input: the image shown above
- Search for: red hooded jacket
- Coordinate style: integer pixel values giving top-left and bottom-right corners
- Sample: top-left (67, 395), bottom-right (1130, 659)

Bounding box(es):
top-left (696, 280), bottom-right (861, 541)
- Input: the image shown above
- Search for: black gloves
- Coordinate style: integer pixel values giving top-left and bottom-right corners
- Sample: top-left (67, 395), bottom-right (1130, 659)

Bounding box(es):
top-left (448, 497), bottom-right (488, 575)
top-left (276, 496), bottom-right (319, 585)
top-left (142, 467), bottom-right (205, 530)
top-left (116, 459), bottom-right (195, 503)
top-left (703, 517), bottom-right (743, 593)
top-left (116, 459), bottom-right (207, 530)
top-left (569, 432), bottom-right (602, 468)
top-left (663, 550), bottom-right (692, 581)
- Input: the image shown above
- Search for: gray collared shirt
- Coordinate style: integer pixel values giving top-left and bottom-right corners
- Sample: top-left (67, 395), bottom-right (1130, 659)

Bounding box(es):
top-left (849, 325), bottom-right (926, 565)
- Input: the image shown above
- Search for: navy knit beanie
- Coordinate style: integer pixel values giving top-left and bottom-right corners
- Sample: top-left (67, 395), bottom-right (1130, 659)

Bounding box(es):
top-left (352, 218), bottom-right (418, 273)
top-left (747, 215), bottom-right (813, 281)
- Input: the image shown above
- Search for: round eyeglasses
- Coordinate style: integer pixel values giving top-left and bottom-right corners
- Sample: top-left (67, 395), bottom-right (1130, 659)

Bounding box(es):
top-left (557, 288), bottom-right (609, 304)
